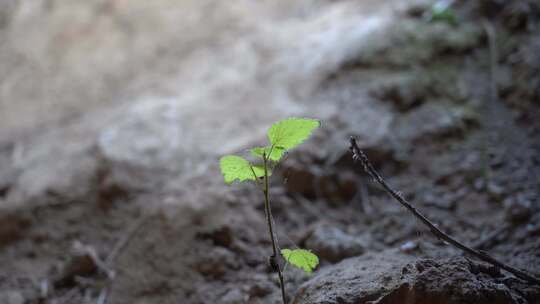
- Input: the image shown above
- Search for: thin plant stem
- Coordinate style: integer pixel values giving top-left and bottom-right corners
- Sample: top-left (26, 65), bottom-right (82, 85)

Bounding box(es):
top-left (262, 153), bottom-right (287, 304)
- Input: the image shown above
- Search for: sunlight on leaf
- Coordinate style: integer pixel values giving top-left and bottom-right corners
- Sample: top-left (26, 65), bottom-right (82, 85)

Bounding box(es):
top-left (281, 248), bottom-right (319, 274)
top-left (268, 118), bottom-right (320, 151)
top-left (250, 146), bottom-right (285, 162)
top-left (220, 155), bottom-right (258, 184)
top-left (252, 165), bottom-right (271, 178)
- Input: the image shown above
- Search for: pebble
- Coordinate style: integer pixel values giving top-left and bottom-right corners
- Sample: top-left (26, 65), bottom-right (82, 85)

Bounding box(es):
top-left (399, 240), bottom-right (419, 253)
top-left (504, 195), bottom-right (532, 224)
top-left (305, 226), bottom-right (366, 263)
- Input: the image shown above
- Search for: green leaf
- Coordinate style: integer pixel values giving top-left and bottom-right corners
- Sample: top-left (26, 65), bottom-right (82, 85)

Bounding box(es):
top-left (268, 118), bottom-right (320, 151)
top-left (281, 248), bottom-right (319, 274)
top-left (252, 165), bottom-right (272, 178)
top-left (220, 155), bottom-right (258, 184)
top-left (250, 146), bottom-right (285, 162)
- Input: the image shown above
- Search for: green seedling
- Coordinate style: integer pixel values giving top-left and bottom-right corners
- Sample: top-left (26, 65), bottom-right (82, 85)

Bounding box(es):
top-left (220, 118), bottom-right (320, 303)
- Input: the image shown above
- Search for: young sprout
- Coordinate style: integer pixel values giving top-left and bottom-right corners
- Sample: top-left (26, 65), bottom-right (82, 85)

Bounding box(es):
top-left (219, 118), bottom-right (321, 304)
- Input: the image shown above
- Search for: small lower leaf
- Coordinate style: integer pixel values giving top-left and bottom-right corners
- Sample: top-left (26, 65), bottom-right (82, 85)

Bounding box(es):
top-left (281, 248), bottom-right (319, 274)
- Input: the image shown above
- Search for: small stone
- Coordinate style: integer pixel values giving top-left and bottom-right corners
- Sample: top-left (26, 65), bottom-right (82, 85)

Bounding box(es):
top-left (196, 226), bottom-right (233, 248)
top-left (53, 246), bottom-right (98, 288)
top-left (221, 288), bottom-right (247, 304)
top-left (504, 195), bottom-right (532, 224)
top-left (474, 178), bottom-right (486, 191)
top-left (193, 247), bottom-right (239, 279)
top-left (305, 226), bottom-right (366, 263)
top-left (399, 241), bottom-right (418, 253)
top-left (486, 182), bottom-right (504, 201)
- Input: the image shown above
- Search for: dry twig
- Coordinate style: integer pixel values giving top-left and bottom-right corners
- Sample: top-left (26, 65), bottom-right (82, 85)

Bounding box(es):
top-left (105, 215), bottom-right (148, 266)
top-left (349, 137), bottom-right (540, 285)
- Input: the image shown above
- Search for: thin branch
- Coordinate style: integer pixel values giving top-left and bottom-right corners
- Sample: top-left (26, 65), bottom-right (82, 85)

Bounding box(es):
top-left (349, 137), bottom-right (540, 285)
top-left (105, 215), bottom-right (148, 266)
top-left (262, 153), bottom-right (288, 304)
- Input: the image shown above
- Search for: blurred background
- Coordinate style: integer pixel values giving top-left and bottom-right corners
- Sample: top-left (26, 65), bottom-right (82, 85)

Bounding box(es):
top-left (0, 0), bottom-right (539, 303)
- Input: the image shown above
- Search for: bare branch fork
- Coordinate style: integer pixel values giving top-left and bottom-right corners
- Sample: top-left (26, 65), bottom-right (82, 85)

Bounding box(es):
top-left (349, 137), bottom-right (540, 285)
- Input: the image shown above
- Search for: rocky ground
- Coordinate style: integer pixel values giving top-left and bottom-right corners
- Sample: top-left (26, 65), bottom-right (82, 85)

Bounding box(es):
top-left (0, 0), bottom-right (539, 303)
